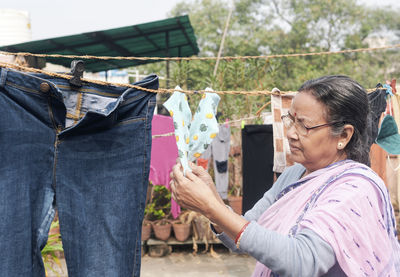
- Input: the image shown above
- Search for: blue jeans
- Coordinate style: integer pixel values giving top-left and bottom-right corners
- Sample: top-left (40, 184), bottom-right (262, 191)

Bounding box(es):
top-left (0, 68), bottom-right (157, 276)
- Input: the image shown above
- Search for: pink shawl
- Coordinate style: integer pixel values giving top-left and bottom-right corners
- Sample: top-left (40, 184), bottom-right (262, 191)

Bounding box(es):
top-left (252, 160), bottom-right (400, 276)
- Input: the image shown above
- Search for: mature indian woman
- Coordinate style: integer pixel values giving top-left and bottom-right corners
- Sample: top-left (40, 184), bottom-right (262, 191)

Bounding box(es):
top-left (170, 75), bottom-right (400, 276)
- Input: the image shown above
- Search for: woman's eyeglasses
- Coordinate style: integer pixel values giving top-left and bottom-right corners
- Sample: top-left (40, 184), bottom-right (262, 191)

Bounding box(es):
top-left (281, 112), bottom-right (342, 136)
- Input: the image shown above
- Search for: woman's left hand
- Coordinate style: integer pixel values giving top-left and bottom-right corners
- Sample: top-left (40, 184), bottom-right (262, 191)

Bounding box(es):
top-left (170, 162), bottom-right (219, 216)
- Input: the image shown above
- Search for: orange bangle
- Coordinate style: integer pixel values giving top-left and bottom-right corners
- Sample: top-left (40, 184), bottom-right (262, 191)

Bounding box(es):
top-left (234, 221), bottom-right (250, 245)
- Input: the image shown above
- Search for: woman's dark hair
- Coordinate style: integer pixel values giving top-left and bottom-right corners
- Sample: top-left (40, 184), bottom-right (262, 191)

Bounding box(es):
top-left (298, 75), bottom-right (370, 165)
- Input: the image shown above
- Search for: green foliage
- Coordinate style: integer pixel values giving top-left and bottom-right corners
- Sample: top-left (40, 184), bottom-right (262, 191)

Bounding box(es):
top-left (145, 186), bottom-right (172, 221)
top-left (135, 0), bottom-right (400, 126)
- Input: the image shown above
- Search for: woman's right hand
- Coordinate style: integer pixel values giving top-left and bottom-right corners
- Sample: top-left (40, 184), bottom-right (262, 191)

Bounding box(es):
top-left (188, 162), bottom-right (225, 205)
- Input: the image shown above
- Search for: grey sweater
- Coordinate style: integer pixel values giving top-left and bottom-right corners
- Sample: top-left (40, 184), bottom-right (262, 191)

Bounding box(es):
top-left (216, 163), bottom-right (346, 276)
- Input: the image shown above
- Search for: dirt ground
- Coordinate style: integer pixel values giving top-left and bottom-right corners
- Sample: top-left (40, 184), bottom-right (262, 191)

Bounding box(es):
top-left (47, 245), bottom-right (256, 277)
top-left (141, 248), bottom-right (256, 277)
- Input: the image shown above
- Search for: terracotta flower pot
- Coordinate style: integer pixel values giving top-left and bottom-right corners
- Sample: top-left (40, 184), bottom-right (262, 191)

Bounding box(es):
top-left (172, 221), bottom-right (191, 242)
top-left (151, 219), bottom-right (172, 241)
top-left (141, 221), bottom-right (152, 241)
top-left (228, 195), bottom-right (243, 215)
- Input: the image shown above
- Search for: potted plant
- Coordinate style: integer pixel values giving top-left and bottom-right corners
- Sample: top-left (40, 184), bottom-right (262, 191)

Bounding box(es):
top-left (145, 185), bottom-right (172, 241)
top-left (152, 218), bottom-right (172, 241)
top-left (141, 220), bottom-right (152, 241)
top-left (172, 211), bottom-right (191, 242)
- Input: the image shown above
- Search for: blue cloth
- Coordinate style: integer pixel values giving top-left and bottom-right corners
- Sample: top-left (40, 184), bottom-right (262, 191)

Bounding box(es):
top-left (0, 68), bottom-right (157, 276)
top-left (163, 86), bottom-right (220, 173)
top-left (383, 83), bottom-right (394, 96)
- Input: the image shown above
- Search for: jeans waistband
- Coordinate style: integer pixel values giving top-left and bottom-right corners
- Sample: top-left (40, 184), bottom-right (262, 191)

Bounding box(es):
top-left (0, 67), bottom-right (158, 106)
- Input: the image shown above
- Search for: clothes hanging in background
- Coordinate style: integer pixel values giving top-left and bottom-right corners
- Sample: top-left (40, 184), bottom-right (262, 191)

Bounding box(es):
top-left (163, 86), bottom-right (220, 174)
top-left (388, 93), bottom-right (400, 221)
top-left (367, 86), bottom-right (387, 148)
top-left (209, 124), bottom-right (231, 200)
top-left (370, 142), bottom-right (387, 185)
top-left (149, 114), bottom-right (180, 219)
top-left (0, 67), bottom-right (157, 276)
top-left (367, 85), bottom-right (389, 186)
top-left (376, 115), bottom-right (400, 155)
top-left (271, 93), bottom-right (295, 173)
top-left (241, 125), bottom-right (274, 215)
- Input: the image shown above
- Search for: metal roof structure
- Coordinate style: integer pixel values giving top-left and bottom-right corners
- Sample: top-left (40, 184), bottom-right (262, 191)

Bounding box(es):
top-left (0, 15), bottom-right (199, 72)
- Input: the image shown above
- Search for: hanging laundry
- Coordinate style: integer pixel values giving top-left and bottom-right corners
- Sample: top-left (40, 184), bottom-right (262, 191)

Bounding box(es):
top-left (163, 86), bottom-right (220, 174)
top-left (209, 124), bottom-right (231, 200)
top-left (0, 67), bottom-right (157, 276)
top-left (197, 138), bottom-right (212, 169)
top-left (376, 115), bottom-right (400, 155)
top-left (149, 114), bottom-right (181, 219)
top-left (386, 89), bottom-right (400, 222)
top-left (367, 86), bottom-right (387, 148)
top-left (241, 124), bottom-right (274, 214)
top-left (271, 90), bottom-right (296, 173)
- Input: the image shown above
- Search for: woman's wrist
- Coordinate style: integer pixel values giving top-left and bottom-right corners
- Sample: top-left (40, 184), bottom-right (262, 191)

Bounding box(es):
top-left (205, 198), bottom-right (227, 222)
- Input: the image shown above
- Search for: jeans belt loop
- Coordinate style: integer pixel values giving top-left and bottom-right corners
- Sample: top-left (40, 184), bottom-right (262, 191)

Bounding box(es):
top-left (0, 67), bottom-right (8, 88)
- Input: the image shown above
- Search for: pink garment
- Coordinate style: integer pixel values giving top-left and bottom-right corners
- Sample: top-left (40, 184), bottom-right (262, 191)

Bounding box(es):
top-left (252, 160), bottom-right (400, 276)
top-left (149, 114), bottom-right (180, 218)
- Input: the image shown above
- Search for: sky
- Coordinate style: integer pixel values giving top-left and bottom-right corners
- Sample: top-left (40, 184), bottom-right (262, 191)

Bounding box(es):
top-left (2, 0), bottom-right (400, 41)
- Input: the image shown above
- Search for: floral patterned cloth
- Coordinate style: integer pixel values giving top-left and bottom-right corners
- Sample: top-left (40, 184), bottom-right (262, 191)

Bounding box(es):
top-left (163, 86), bottom-right (220, 174)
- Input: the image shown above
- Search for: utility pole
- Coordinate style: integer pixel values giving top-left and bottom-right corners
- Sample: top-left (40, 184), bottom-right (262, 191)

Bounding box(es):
top-left (213, 5), bottom-right (234, 77)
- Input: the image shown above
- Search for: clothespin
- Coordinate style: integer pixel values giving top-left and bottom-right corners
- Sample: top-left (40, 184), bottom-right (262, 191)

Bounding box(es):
top-left (241, 120), bottom-right (245, 129)
top-left (69, 60), bottom-right (85, 87)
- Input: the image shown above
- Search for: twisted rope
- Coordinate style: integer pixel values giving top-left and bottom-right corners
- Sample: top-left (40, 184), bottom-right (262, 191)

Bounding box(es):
top-left (1, 43), bottom-right (399, 61)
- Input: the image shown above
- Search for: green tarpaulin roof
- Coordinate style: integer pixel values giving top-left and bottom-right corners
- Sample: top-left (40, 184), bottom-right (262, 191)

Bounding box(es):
top-left (0, 15), bottom-right (199, 72)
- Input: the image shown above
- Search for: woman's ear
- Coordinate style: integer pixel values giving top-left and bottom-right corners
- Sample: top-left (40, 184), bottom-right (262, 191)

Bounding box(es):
top-left (338, 124), bottom-right (354, 150)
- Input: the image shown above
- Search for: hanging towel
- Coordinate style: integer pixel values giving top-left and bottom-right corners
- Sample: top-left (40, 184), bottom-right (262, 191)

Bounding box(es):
top-left (271, 90), bottom-right (296, 173)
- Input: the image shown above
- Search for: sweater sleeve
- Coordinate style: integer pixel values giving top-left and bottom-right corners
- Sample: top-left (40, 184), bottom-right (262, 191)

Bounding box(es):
top-left (241, 224), bottom-right (336, 276)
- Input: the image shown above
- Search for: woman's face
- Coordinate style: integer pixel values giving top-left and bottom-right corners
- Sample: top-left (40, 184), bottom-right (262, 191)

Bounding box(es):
top-left (286, 91), bottom-right (342, 173)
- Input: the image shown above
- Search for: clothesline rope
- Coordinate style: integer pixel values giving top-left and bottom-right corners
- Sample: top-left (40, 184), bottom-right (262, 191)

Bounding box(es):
top-left (1, 43), bottom-right (400, 61)
top-left (0, 61), bottom-right (292, 95)
top-left (226, 115), bottom-right (262, 124)
top-left (0, 61), bottom-right (381, 95)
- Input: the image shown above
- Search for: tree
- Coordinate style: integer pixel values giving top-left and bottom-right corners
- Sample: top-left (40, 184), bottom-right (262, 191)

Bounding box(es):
top-left (136, 0), bottom-right (400, 119)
